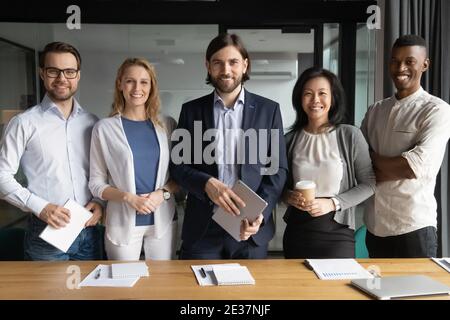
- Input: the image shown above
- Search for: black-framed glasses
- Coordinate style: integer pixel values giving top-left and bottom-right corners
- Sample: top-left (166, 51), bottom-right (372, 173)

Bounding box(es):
top-left (45, 67), bottom-right (79, 79)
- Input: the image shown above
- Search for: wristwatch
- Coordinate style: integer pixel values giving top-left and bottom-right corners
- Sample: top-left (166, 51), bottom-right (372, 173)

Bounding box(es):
top-left (331, 197), bottom-right (341, 211)
top-left (162, 188), bottom-right (171, 201)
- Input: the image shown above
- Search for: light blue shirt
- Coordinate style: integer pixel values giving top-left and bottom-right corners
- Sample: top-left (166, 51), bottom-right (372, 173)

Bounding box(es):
top-left (0, 94), bottom-right (98, 216)
top-left (213, 88), bottom-right (245, 187)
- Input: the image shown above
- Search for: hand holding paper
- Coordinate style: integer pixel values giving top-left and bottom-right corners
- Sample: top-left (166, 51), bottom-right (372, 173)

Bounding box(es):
top-left (38, 203), bottom-right (71, 228)
top-left (39, 199), bottom-right (92, 252)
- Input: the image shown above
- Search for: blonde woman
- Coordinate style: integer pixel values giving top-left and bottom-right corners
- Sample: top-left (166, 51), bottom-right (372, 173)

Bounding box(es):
top-left (89, 58), bottom-right (178, 260)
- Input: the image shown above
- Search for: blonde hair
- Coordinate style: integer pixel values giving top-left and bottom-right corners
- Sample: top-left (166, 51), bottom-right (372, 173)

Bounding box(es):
top-left (111, 57), bottom-right (162, 127)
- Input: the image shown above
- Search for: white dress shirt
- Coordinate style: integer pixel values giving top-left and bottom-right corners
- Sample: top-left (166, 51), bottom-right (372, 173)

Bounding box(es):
top-left (0, 94), bottom-right (98, 216)
top-left (361, 87), bottom-right (450, 236)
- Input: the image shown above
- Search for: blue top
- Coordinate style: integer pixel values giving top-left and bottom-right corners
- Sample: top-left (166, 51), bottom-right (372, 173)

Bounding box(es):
top-left (121, 117), bottom-right (160, 226)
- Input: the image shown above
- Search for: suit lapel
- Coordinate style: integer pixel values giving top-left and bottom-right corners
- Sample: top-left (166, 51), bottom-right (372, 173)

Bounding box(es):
top-left (203, 92), bottom-right (215, 131)
top-left (240, 89), bottom-right (257, 181)
top-left (242, 89), bottom-right (256, 131)
top-left (202, 92), bottom-right (218, 177)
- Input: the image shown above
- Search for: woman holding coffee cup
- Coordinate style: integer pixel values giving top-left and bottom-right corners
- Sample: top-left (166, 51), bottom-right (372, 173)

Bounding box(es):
top-left (282, 67), bottom-right (375, 259)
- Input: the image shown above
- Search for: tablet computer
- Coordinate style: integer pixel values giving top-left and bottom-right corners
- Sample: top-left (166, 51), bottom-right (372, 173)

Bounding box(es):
top-left (212, 180), bottom-right (268, 242)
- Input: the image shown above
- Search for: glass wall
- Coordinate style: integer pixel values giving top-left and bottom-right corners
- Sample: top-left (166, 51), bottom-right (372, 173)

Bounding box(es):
top-left (353, 23), bottom-right (376, 229)
top-left (354, 23), bottom-right (376, 127)
top-left (0, 38), bottom-right (36, 128)
top-left (0, 23), bottom-right (218, 122)
top-left (323, 23), bottom-right (340, 76)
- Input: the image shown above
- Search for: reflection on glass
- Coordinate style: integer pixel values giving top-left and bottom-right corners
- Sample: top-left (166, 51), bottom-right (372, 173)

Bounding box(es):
top-left (354, 23), bottom-right (375, 127)
top-left (0, 38), bottom-right (37, 118)
top-left (323, 23), bottom-right (339, 75)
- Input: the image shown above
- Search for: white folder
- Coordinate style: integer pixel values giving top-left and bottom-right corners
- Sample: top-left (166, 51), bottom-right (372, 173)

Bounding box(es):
top-left (39, 199), bottom-right (92, 252)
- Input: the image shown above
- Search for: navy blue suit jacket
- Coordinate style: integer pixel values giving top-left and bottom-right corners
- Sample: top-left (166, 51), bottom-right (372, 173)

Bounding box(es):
top-left (170, 89), bottom-right (288, 247)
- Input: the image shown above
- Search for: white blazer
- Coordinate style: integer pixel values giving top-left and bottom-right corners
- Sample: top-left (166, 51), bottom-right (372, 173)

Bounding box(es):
top-left (89, 114), bottom-right (176, 246)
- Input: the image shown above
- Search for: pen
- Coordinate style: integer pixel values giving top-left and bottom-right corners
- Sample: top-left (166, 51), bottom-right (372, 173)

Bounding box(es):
top-left (94, 269), bottom-right (101, 279)
top-left (440, 259), bottom-right (450, 270)
top-left (200, 268), bottom-right (207, 278)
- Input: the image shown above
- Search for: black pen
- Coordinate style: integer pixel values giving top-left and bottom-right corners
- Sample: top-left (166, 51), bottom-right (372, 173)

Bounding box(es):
top-left (439, 259), bottom-right (450, 270)
top-left (200, 268), bottom-right (207, 278)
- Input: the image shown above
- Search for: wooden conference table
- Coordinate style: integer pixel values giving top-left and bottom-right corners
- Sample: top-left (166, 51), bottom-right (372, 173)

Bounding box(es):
top-left (0, 259), bottom-right (449, 300)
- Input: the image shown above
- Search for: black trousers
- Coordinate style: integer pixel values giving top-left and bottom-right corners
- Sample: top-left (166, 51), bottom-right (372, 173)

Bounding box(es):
top-left (283, 211), bottom-right (355, 259)
top-left (179, 220), bottom-right (268, 260)
top-left (366, 226), bottom-right (437, 258)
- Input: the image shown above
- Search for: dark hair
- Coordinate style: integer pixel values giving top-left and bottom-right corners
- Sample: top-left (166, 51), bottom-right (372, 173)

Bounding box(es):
top-left (205, 33), bottom-right (251, 84)
top-left (39, 42), bottom-right (82, 70)
top-left (290, 67), bottom-right (346, 133)
top-left (393, 35), bottom-right (427, 53)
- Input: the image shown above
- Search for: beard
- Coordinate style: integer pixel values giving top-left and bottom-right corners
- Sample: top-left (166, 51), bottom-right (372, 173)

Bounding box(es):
top-left (210, 74), bottom-right (243, 94)
top-left (46, 82), bottom-right (76, 102)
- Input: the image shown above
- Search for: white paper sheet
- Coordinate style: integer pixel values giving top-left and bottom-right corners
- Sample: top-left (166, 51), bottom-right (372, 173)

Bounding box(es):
top-left (79, 265), bottom-right (140, 287)
top-left (39, 199), bottom-right (92, 252)
top-left (111, 262), bottom-right (149, 278)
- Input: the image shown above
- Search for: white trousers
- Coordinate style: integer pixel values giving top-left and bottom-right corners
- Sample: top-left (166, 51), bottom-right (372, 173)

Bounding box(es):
top-left (105, 221), bottom-right (177, 261)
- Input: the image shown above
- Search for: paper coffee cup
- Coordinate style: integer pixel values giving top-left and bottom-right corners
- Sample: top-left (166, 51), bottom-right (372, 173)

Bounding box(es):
top-left (295, 180), bottom-right (316, 202)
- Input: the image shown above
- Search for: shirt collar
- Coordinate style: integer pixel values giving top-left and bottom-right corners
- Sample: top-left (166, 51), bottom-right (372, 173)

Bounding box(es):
top-left (394, 87), bottom-right (425, 105)
top-left (214, 86), bottom-right (245, 110)
top-left (41, 93), bottom-right (84, 117)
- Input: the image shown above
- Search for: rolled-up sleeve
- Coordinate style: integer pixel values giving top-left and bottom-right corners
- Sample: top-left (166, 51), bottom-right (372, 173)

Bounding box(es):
top-left (401, 104), bottom-right (450, 179)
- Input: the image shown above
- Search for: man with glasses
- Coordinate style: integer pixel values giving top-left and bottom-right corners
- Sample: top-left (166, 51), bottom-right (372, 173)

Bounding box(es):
top-left (0, 42), bottom-right (103, 260)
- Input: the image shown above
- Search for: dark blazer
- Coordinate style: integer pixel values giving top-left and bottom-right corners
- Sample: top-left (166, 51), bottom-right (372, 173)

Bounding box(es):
top-left (170, 89), bottom-right (288, 248)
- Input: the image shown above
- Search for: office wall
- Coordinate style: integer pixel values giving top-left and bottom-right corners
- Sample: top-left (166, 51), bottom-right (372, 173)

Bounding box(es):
top-left (77, 51), bottom-right (297, 129)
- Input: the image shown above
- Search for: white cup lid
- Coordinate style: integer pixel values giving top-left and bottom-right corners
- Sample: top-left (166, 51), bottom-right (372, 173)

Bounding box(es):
top-left (295, 180), bottom-right (316, 189)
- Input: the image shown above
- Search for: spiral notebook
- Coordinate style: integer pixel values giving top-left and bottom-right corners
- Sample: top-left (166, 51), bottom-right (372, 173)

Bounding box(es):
top-left (111, 262), bottom-right (149, 279)
top-left (212, 265), bottom-right (255, 286)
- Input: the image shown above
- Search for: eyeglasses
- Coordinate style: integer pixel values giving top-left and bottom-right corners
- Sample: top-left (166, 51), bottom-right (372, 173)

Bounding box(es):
top-left (44, 67), bottom-right (79, 79)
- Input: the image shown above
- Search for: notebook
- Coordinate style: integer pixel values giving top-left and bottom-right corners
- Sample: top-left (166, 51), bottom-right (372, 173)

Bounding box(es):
top-left (432, 257), bottom-right (450, 273)
top-left (39, 199), bottom-right (92, 252)
top-left (212, 265), bottom-right (255, 286)
top-left (212, 180), bottom-right (268, 242)
top-left (351, 275), bottom-right (450, 300)
top-left (305, 259), bottom-right (374, 280)
top-left (191, 263), bottom-right (255, 286)
top-left (79, 265), bottom-right (140, 287)
top-left (111, 262), bottom-right (149, 279)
